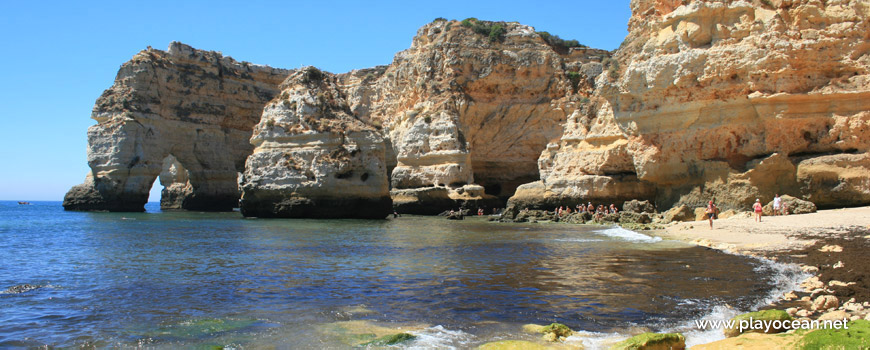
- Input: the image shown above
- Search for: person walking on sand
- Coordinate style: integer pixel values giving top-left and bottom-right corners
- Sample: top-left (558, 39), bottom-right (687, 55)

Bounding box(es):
top-left (772, 194), bottom-right (782, 216)
top-left (752, 198), bottom-right (763, 222)
top-left (705, 200), bottom-right (717, 229)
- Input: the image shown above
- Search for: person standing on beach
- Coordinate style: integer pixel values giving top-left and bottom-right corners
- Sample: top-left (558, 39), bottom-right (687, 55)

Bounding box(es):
top-left (705, 200), bottom-right (717, 229)
top-left (773, 194), bottom-right (782, 216)
top-left (752, 199), bottom-right (763, 222)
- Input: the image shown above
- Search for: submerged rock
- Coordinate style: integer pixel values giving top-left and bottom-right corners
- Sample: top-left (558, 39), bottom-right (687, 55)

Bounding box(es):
top-left (1, 284), bottom-right (42, 294)
top-left (358, 333), bottom-right (417, 347)
top-left (318, 320), bottom-right (426, 347)
top-left (146, 318), bottom-right (260, 340)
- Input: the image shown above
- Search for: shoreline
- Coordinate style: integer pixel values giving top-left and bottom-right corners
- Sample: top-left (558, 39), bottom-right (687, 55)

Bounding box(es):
top-left (652, 206), bottom-right (870, 348)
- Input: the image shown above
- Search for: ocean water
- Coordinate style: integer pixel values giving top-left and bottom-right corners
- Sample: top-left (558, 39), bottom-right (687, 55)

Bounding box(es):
top-left (0, 201), bottom-right (801, 349)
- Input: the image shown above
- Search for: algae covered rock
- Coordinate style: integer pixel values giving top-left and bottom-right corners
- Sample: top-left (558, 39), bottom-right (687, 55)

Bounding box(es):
top-left (797, 319), bottom-right (870, 350)
top-left (610, 332), bottom-right (685, 350)
top-left (541, 323), bottom-right (574, 340)
top-left (318, 320), bottom-right (425, 347)
top-left (724, 310), bottom-right (792, 338)
top-left (522, 322), bottom-right (575, 342)
top-left (479, 340), bottom-right (548, 350)
top-left (358, 332), bottom-right (417, 346)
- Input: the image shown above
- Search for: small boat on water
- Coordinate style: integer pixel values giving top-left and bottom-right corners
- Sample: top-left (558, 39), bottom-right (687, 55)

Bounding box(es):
top-left (17, 201), bottom-right (32, 205)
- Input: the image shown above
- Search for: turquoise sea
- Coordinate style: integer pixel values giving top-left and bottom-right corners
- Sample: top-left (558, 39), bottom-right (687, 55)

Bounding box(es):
top-left (0, 201), bottom-right (801, 348)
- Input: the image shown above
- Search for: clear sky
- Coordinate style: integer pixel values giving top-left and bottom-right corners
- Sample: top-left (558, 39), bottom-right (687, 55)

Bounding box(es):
top-left (0, 0), bottom-right (631, 201)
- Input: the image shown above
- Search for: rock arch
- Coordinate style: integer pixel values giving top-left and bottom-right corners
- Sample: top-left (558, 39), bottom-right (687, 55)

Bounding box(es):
top-left (63, 42), bottom-right (289, 212)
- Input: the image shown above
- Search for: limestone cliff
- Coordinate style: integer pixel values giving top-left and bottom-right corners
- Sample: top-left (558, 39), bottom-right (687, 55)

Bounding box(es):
top-left (66, 21), bottom-right (608, 215)
top-left (348, 19), bottom-right (609, 213)
top-left (238, 68), bottom-right (392, 218)
top-left (511, 0), bottom-right (870, 212)
top-left (63, 42), bottom-right (290, 211)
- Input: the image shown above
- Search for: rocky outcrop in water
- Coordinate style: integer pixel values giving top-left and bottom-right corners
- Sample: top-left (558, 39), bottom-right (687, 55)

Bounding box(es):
top-left (238, 68), bottom-right (392, 219)
top-left (510, 0), bottom-right (870, 212)
top-left (63, 42), bottom-right (290, 211)
top-left (68, 6), bottom-right (869, 216)
top-left (66, 22), bottom-right (607, 215)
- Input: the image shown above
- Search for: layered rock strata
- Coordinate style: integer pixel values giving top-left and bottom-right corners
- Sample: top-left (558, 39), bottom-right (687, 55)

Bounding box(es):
top-left (67, 21), bottom-right (609, 215)
top-left (64, 42), bottom-right (290, 211)
top-left (355, 19), bottom-right (608, 213)
top-left (238, 68), bottom-right (392, 218)
top-left (510, 0), bottom-right (870, 212)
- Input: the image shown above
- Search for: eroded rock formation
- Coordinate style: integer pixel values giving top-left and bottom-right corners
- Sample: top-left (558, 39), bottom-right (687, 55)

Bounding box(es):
top-left (63, 42), bottom-right (290, 211)
top-left (238, 68), bottom-right (392, 218)
top-left (68, 5), bottom-right (870, 217)
top-left (356, 19), bottom-right (608, 213)
top-left (66, 21), bottom-right (607, 215)
top-left (510, 0), bottom-right (870, 212)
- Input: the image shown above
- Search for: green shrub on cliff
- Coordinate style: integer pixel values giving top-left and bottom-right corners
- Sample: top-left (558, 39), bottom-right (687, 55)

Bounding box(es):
top-left (567, 71), bottom-right (583, 91)
top-left (537, 31), bottom-right (586, 52)
top-left (301, 66), bottom-right (324, 84)
top-left (460, 17), bottom-right (505, 42)
top-left (603, 57), bottom-right (620, 79)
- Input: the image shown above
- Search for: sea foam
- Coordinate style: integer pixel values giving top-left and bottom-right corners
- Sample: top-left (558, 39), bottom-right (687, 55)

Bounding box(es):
top-left (594, 226), bottom-right (662, 243)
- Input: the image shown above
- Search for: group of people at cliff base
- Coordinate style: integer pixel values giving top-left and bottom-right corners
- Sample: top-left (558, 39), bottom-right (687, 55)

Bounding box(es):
top-left (706, 194), bottom-right (790, 229)
top-left (553, 203), bottom-right (620, 220)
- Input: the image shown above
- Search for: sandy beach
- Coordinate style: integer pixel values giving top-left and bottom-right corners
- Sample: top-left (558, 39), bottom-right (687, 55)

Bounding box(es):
top-left (656, 206), bottom-right (870, 255)
top-left (654, 206), bottom-right (870, 349)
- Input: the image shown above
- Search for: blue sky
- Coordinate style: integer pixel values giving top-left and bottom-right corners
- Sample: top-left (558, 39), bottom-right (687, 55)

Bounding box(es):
top-left (0, 0), bottom-right (630, 201)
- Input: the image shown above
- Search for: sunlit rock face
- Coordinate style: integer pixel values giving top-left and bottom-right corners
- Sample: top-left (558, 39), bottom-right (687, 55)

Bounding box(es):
top-left (350, 20), bottom-right (608, 212)
top-left (510, 0), bottom-right (870, 211)
top-left (63, 42), bottom-right (290, 212)
top-left (238, 68), bottom-right (392, 219)
top-left (66, 20), bottom-right (610, 214)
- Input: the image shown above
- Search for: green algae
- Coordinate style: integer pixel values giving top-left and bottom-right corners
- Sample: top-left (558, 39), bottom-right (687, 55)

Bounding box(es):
top-left (147, 318), bottom-right (259, 340)
top-left (610, 332), bottom-right (686, 350)
top-left (358, 332), bottom-right (417, 346)
top-left (797, 319), bottom-right (870, 350)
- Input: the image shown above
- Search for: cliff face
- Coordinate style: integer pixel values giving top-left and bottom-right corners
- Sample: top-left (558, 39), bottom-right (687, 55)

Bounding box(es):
top-left (63, 42), bottom-right (290, 211)
top-left (511, 0), bottom-right (870, 211)
top-left (353, 20), bottom-right (608, 212)
top-left (238, 68), bottom-right (392, 218)
top-left (70, 7), bottom-right (869, 216)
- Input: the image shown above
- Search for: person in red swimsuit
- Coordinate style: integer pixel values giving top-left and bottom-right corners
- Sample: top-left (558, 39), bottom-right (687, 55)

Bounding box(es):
top-left (752, 198), bottom-right (763, 222)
